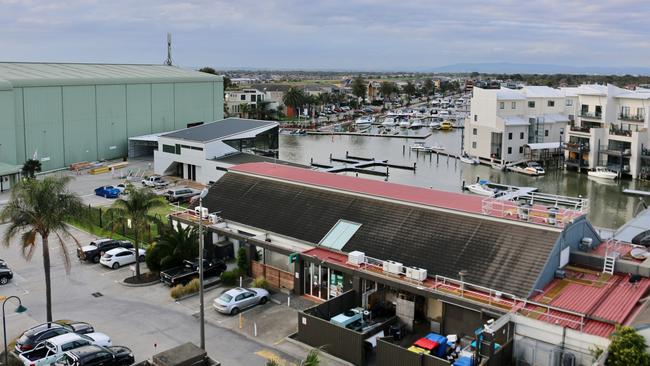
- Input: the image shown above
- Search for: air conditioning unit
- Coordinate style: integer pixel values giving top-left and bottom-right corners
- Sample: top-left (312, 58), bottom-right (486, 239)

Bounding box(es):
top-left (347, 251), bottom-right (365, 265)
top-left (208, 214), bottom-right (218, 224)
top-left (194, 206), bottom-right (209, 219)
top-left (405, 267), bottom-right (427, 281)
top-left (383, 260), bottom-right (403, 275)
top-left (579, 237), bottom-right (593, 251)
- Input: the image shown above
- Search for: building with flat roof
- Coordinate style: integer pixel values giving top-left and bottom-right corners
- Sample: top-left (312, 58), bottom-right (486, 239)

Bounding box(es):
top-left (0, 62), bottom-right (224, 172)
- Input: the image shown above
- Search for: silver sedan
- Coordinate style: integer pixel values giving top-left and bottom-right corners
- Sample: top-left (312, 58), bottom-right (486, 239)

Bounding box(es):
top-left (213, 287), bottom-right (270, 315)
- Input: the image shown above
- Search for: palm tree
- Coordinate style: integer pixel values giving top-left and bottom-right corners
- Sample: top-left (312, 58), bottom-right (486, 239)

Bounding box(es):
top-left (106, 185), bottom-right (165, 280)
top-left (282, 87), bottom-right (306, 118)
top-left (0, 176), bottom-right (83, 322)
top-left (252, 101), bottom-right (272, 120)
top-left (239, 103), bottom-right (251, 119)
top-left (146, 222), bottom-right (199, 272)
top-left (21, 159), bottom-right (42, 179)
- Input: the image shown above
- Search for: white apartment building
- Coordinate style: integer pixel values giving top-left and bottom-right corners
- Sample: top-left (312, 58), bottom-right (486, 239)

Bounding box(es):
top-left (564, 84), bottom-right (650, 179)
top-left (225, 88), bottom-right (266, 116)
top-left (465, 86), bottom-right (569, 162)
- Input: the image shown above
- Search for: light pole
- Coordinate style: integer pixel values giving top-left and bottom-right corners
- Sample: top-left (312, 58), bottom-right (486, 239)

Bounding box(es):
top-left (3, 296), bottom-right (27, 366)
top-left (198, 188), bottom-right (209, 350)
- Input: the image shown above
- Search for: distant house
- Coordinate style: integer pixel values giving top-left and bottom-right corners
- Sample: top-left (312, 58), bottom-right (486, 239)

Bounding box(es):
top-left (225, 88), bottom-right (266, 117)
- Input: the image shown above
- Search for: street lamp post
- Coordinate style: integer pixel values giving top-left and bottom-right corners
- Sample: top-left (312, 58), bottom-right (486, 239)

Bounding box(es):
top-left (198, 188), bottom-right (209, 350)
top-left (3, 296), bottom-right (27, 366)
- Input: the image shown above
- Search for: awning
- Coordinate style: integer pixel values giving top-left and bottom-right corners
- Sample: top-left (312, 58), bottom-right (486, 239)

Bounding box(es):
top-left (502, 116), bottom-right (529, 126)
top-left (0, 162), bottom-right (21, 176)
top-left (525, 142), bottom-right (562, 150)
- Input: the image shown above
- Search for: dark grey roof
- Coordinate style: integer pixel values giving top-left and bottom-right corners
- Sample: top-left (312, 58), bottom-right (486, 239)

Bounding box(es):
top-left (203, 172), bottom-right (561, 297)
top-left (213, 152), bottom-right (308, 168)
top-left (162, 118), bottom-right (277, 143)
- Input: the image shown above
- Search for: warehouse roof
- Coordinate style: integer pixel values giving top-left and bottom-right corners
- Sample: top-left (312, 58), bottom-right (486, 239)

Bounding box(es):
top-left (0, 62), bottom-right (221, 88)
top-left (203, 164), bottom-right (562, 297)
top-left (162, 118), bottom-right (278, 143)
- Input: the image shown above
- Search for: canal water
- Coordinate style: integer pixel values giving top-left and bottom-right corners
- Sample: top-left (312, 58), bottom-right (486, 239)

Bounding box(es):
top-left (279, 128), bottom-right (650, 229)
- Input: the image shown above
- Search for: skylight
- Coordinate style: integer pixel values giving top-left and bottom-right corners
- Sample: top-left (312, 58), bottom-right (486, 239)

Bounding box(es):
top-left (318, 219), bottom-right (362, 250)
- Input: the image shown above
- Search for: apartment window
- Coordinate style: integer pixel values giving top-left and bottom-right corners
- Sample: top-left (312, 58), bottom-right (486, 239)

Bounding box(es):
top-left (474, 115), bottom-right (477, 122)
top-left (511, 102), bottom-right (516, 109)
top-left (499, 102), bottom-right (505, 109)
top-left (472, 128), bottom-right (477, 135)
top-left (520, 132), bottom-right (524, 139)
top-left (508, 132), bottom-right (513, 140)
top-left (621, 106), bottom-right (630, 116)
top-left (519, 146), bottom-right (523, 153)
top-left (548, 100), bottom-right (555, 107)
top-left (250, 95), bottom-right (256, 102)
top-left (162, 144), bottom-right (176, 154)
top-left (545, 130), bottom-right (549, 137)
top-left (566, 99), bottom-right (573, 106)
top-left (507, 147), bottom-right (512, 154)
top-left (637, 108), bottom-right (645, 118)
top-left (528, 101), bottom-right (536, 108)
top-left (472, 141), bottom-right (477, 149)
top-left (240, 95), bottom-right (246, 101)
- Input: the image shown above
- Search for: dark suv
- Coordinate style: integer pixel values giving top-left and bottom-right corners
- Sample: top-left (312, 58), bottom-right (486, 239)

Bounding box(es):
top-left (77, 239), bottom-right (133, 264)
top-left (15, 321), bottom-right (94, 353)
top-left (59, 345), bottom-right (134, 366)
top-left (0, 259), bottom-right (13, 285)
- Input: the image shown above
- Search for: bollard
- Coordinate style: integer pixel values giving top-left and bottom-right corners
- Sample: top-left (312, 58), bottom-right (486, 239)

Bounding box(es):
top-left (288, 296), bottom-right (291, 307)
top-left (436, 153), bottom-right (439, 164)
top-left (239, 276), bottom-right (243, 287)
top-left (403, 145), bottom-right (405, 154)
top-left (254, 322), bottom-right (257, 337)
top-left (239, 313), bottom-right (243, 329)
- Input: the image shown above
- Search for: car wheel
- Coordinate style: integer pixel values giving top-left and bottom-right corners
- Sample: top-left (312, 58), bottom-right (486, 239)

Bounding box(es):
top-left (231, 307), bottom-right (240, 315)
top-left (93, 255), bottom-right (100, 264)
top-left (0, 277), bottom-right (8, 285)
top-left (112, 262), bottom-right (120, 269)
top-left (260, 296), bottom-right (268, 304)
top-left (139, 255), bottom-right (145, 262)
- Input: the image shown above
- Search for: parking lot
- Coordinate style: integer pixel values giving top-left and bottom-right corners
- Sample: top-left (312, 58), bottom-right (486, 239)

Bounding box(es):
top-left (0, 223), bottom-right (314, 366)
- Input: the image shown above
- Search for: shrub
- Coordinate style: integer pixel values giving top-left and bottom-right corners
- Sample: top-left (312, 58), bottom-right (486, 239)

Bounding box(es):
top-left (607, 325), bottom-right (650, 366)
top-left (236, 247), bottom-right (248, 274)
top-left (170, 278), bottom-right (201, 299)
top-left (170, 284), bottom-right (185, 299)
top-left (252, 277), bottom-right (270, 290)
top-left (221, 270), bottom-right (240, 286)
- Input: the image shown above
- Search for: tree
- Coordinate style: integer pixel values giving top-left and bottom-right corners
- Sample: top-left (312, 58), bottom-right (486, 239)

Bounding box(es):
top-left (21, 159), bottom-right (42, 179)
top-left (223, 76), bottom-right (232, 91)
top-left (198, 66), bottom-right (216, 74)
top-left (402, 81), bottom-right (417, 97)
top-left (236, 247), bottom-right (248, 274)
top-left (282, 87), bottom-right (306, 117)
top-left (238, 103), bottom-right (251, 119)
top-left (351, 76), bottom-right (367, 104)
top-left (423, 79), bottom-right (435, 96)
top-left (0, 176), bottom-right (83, 322)
top-left (106, 185), bottom-right (165, 280)
top-left (252, 101), bottom-right (272, 120)
top-left (607, 326), bottom-right (650, 366)
top-left (146, 222), bottom-right (199, 273)
top-left (379, 81), bottom-right (397, 101)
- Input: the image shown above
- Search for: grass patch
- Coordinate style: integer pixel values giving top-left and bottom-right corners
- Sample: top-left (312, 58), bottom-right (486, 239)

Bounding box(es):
top-left (170, 278), bottom-right (201, 299)
top-left (67, 219), bottom-right (132, 242)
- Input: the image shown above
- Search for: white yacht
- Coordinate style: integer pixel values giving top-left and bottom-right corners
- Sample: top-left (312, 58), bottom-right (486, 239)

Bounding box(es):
top-left (459, 153), bottom-right (480, 165)
top-left (381, 117), bottom-right (397, 127)
top-left (466, 181), bottom-right (497, 196)
top-left (588, 167), bottom-right (618, 180)
top-left (355, 115), bottom-right (375, 127)
top-left (410, 120), bottom-right (425, 129)
top-left (399, 120), bottom-right (411, 128)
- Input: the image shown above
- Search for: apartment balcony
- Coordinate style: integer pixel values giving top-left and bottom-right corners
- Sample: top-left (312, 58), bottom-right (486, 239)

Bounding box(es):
top-left (600, 145), bottom-right (632, 157)
top-left (579, 112), bottom-right (602, 120)
top-left (641, 148), bottom-right (650, 160)
top-left (569, 125), bottom-right (591, 135)
top-left (619, 113), bottom-right (645, 122)
top-left (564, 142), bottom-right (590, 152)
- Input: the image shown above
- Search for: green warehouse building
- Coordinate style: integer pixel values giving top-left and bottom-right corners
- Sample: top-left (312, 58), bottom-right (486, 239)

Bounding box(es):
top-left (0, 62), bottom-right (224, 186)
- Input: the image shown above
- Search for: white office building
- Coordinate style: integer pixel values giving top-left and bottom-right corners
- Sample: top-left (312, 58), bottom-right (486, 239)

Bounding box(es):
top-left (465, 86), bottom-right (569, 162)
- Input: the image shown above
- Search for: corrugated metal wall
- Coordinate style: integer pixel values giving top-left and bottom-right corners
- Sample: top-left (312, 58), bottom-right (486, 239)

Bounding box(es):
top-left (3, 81), bottom-right (224, 171)
top-left (296, 312), bottom-right (365, 365)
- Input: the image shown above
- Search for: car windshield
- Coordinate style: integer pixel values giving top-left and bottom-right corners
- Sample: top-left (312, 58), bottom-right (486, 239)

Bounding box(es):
top-left (218, 293), bottom-right (233, 303)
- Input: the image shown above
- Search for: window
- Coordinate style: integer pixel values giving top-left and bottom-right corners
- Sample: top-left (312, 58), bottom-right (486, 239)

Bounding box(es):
top-left (548, 100), bottom-right (555, 107)
top-left (235, 294), bottom-right (245, 301)
top-left (499, 102), bottom-right (505, 109)
top-left (474, 115), bottom-right (477, 122)
top-left (545, 130), bottom-right (549, 137)
top-left (162, 144), bottom-right (176, 154)
top-left (320, 220), bottom-right (362, 250)
top-left (528, 101), bottom-right (535, 108)
top-left (240, 94), bottom-right (246, 101)
top-left (507, 147), bottom-right (512, 154)
top-left (472, 128), bottom-right (477, 135)
top-left (519, 146), bottom-right (523, 153)
top-left (520, 132), bottom-right (524, 139)
top-left (637, 108), bottom-right (645, 118)
top-left (566, 99), bottom-right (573, 106)
top-left (511, 102), bottom-right (516, 109)
top-left (508, 132), bottom-right (513, 140)
top-left (472, 141), bottom-right (477, 149)
top-left (621, 106), bottom-right (630, 116)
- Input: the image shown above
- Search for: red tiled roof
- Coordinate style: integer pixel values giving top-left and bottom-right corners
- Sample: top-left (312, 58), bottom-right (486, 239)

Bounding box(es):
top-left (230, 162), bottom-right (484, 214)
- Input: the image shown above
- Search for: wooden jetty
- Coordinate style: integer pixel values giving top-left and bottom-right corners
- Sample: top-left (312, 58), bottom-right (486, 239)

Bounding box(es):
top-left (306, 131), bottom-right (431, 139)
top-left (310, 152), bottom-right (416, 178)
top-left (623, 189), bottom-right (650, 197)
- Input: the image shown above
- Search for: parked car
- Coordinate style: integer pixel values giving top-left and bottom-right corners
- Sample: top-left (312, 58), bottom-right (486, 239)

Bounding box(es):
top-left (19, 333), bottom-right (111, 366)
top-left (99, 248), bottom-right (146, 269)
top-left (15, 322), bottom-right (95, 353)
top-left (57, 345), bottom-right (134, 366)
top-left (164, 188), bottom-right (200, 203)
top-left (213, 287), bottom-right (269, 315)
top-left (77, 239), bottom-right (133, 264)
top-left (160, 259), bottom-right (227, 287)
top-left (94, 186), bottom-right (122, 199)
top-left (141, 175), bottom-right (168, 188)
top-left (0, 259), bottom-right (13, 285)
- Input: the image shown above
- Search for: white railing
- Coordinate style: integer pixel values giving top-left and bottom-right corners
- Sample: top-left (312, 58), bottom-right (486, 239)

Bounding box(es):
top-left (481, 192), bottom-right (589, 228)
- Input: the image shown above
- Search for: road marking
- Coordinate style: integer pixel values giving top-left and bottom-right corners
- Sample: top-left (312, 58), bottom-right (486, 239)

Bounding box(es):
top-left (254, 349), bottom-right (297, 366)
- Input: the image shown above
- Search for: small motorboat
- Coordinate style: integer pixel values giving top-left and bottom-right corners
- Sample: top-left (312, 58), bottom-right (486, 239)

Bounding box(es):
top-left (524, 162), bottom-right (545, 175)
top-left (381, 117), bottom-right (397, 127)
top-left (399, 120), bottom-right (411, 128)
top-left (289, 129), bottom-right (306, 135)
top-left (439, 121), bottom-right (453, 131)
top-left (355, 115), bottom-right (375, 127)
top-left (410, 120), bottom-right (425, 129)
top-left (459, 153), bottom-right (480, 165)
top-left (410, 142), bottom-right (431, 152)
top-left (588, 166), bottom-right (618, 180)
top-left (466, 180), bottom-right (497, 196)
top-left (429, 143), bottom-right (445, 151)
top-left (429, 121), bottom-right (441, 129)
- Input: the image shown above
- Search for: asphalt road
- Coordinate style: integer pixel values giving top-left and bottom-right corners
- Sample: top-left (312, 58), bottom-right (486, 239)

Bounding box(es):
top-left (0, 223), bottom-right (300, 366)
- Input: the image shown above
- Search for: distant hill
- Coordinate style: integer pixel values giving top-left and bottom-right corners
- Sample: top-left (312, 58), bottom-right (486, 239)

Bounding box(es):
top-left (426, 63), bottom-right (650, 76)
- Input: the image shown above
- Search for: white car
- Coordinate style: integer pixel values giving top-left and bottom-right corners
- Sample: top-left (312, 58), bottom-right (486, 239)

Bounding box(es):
top-left (18, 332), bottom-right (111, 366)
top-left (99, 248), bottom-right (146, 269)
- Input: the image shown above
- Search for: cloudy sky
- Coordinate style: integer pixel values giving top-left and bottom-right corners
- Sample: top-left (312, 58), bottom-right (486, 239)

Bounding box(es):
top-left (1, 0), bottom-right (649, 71)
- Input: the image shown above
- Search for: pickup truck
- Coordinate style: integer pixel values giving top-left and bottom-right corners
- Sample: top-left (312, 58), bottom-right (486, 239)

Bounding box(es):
top-left (77, 239), bottom-right (133, 264)
top-left (160, 259), bottom-right (227, 287)
top-left (18, 332), bottom-right (111, 366)
top-left (141, 175), bottom-right (169, 188)
top-left (0, 259), bottom-right (13, 285)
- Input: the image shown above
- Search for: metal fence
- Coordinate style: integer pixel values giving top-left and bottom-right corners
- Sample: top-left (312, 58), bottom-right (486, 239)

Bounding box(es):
top-left (80, 204), bottom-right (162, 243)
